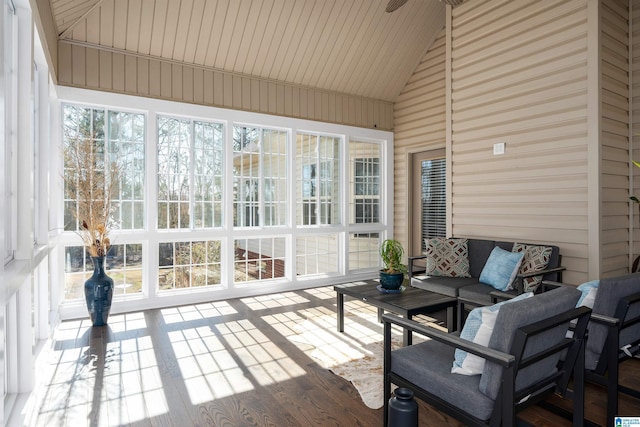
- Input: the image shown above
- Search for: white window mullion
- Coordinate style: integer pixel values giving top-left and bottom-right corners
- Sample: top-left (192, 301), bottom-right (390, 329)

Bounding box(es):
top-left (189, 120), bottom-right (195, 230)
top-left (258, 129), bottom-right (264, 228)
top-left (147, 111), bottom-right (158, 299)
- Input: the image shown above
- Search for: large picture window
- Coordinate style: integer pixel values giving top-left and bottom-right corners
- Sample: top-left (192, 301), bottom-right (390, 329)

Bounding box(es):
top-left (63, 105), bottom-right (146, 232)
top-left (232, 126), bottom-right (287, 227)
top-left (296, 133), bottom-right (340, 226)
top-left (350, 142), bottom-right (381, 225)
top-left (157, 117), bottom-right (224, 229)
top-left (58, 89), bottom-right (392, 310)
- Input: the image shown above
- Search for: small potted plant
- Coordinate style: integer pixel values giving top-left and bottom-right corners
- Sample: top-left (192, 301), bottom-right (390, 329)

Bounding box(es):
top-left (380, 239), bottom-right (408, 290)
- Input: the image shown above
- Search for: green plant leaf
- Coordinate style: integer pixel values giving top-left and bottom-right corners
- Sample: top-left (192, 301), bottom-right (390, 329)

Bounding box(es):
top-left (633, 160), bottom-right (640, 169)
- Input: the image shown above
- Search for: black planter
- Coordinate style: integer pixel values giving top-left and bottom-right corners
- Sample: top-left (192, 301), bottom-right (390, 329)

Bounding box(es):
top-left (380, 270), bottom-right (404, 290)
top-left (84, 256), bottom-right (114, 327)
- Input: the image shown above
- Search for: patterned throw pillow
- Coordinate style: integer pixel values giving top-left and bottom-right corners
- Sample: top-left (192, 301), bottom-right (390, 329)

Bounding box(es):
top-left (512, 243), bottom-right (553, 292)
top-left (425, 237), bottom-right (471, 278)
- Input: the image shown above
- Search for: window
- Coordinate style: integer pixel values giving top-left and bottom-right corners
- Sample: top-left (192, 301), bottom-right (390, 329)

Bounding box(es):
top-left (58, 90), bottom-right (392, 307)
top-left (3, 2), bottom-right (17, 263)
top-left (64, 244), bottom-right (144, 297)
top-left (157, 116), bottom-right (223, 229)
top-left (297, 133), bottom-right (340, 226)
top-left (354, 158), bottom-right (380, 223)
top-left (158, 240), bottom-right (221, 290)
top-left (234, 237), bottom-right (285, 283)
top-left (296, 234), bottom-right (339, 276)
top-left (232, 126), bottom-right (287, 227)
top-left (350, 142), bottom-right (381, 225)
top-left (31, 61), bottom-right (38, 244)
top-left (63, 105), bottom-right (146, 232)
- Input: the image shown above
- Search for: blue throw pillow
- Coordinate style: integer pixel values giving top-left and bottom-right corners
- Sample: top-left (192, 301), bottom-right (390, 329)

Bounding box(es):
top-left (452, 292), bottom-right (533, 375)
top-left (479, 247), bottom-right (524, 291)
top-left (576, 280), bottom-right (599, 308)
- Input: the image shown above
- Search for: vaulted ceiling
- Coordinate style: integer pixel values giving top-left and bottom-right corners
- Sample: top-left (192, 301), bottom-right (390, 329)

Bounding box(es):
top-left (47, 0), bottom-right (446, 102)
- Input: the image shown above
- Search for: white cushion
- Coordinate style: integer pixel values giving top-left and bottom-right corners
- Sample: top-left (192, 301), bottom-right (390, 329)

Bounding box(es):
top-left (452, 292), bottom-right (534, 375)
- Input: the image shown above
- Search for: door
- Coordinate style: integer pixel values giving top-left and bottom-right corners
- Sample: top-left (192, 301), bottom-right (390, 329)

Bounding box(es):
top-left (411, 149), bottom-right (446, 256)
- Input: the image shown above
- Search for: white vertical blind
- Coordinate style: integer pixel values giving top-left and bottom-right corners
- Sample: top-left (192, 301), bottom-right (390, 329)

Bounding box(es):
top-left (421, 157), bottom-right (446, 249)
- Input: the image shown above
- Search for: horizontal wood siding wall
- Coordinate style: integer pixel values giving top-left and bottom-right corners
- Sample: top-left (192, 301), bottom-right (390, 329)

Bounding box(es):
top-left (600, 0), bottom-right (630, 278)
top-left (56, 42), bottom-right (394, 131)
top-left (450, 0), bottom-right (590, 284)
top-left (632, 0), bottom-right (640, 271)
top-left (392, 28), bottom-right (447, 252)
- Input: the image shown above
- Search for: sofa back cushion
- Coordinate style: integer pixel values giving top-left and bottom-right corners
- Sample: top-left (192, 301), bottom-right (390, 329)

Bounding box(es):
top-left (467, 239), bottom-right (497, 278)
top-left (461, 238), bottom-right (561, 281)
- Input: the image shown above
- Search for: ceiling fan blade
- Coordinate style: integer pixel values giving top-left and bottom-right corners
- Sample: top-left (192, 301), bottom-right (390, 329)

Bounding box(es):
top-left (385, 0), bottom-right (409, 13)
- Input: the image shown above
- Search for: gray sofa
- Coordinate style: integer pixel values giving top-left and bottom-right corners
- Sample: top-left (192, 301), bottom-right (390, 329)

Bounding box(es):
top-left (408, 238), bottom-right (564, 305)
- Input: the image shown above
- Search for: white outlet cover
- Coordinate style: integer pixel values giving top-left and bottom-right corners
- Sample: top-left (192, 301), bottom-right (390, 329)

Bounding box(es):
top-left (493, 142), bottom-right (505, 155)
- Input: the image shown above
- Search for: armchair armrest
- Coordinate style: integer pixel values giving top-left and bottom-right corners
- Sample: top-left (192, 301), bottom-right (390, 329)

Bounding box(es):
top-left (408, 255), bottom-right (427, 278)
top-left (589, 313), bottom-right (620, 327)
top-left (539, 280), bottom-right (563, 292)
top-left (512, 266), bottom-right (566, 293)
top-left (382, 313), bottom-right (515, 367)
top-left (517, 266), bottom-right (566, 280)
top-left (490, 290), bottom-right (517, 303)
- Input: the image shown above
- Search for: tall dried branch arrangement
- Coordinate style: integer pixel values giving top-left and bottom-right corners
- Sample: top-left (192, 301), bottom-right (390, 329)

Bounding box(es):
top-left (63, 132), bottom-right (121, 257)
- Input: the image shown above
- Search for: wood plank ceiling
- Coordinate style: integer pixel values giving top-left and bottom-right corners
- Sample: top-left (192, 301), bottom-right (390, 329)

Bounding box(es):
top-left (49, 0), bottom-right (446, 102)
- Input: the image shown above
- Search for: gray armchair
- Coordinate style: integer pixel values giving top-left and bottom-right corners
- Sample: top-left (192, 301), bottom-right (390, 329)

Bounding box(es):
top-left (542, 272), bottom-right (640, 427)
top-left (383, 286), bottom-right (590, 427)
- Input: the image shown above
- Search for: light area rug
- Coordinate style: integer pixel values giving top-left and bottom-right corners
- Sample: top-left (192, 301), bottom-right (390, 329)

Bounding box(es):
top-left (287, 305), bottom-right (446, 410)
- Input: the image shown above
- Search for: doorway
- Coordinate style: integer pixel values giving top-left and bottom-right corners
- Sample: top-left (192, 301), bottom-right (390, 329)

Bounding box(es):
top-left (411, 149), bottom-right (446, 256)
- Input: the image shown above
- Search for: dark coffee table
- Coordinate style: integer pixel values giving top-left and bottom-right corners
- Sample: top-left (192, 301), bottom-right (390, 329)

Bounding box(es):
top-left (334, 280), bottom-right (457, 346)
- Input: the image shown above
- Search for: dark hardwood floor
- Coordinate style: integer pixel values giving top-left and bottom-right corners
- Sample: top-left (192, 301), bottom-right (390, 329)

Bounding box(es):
top-left (28, 286), bottom-right (640, 426)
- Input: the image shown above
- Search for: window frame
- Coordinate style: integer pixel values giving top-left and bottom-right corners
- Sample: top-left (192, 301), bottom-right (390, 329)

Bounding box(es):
top-left (56, 86), bottom-right (394, 318)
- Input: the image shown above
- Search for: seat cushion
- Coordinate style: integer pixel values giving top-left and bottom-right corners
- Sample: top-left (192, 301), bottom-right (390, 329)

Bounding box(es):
top-left (391, 339), bottom-right (495, 421)
top-left (411, 276), bottom-right (478, 297)
top-left (458, 283), bottom-right (497, 304)
top-left (468, 239), bottom-right (497, 278)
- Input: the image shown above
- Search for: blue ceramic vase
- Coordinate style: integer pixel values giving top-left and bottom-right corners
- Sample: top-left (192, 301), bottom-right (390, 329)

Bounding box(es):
top-left (84, 256), bottom-right (114, 327)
